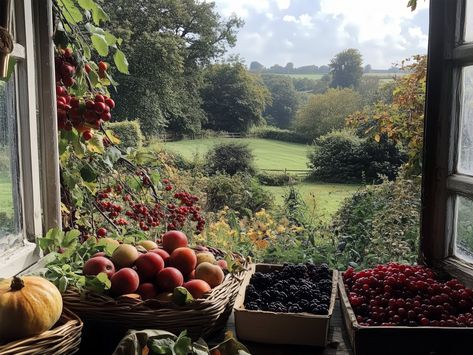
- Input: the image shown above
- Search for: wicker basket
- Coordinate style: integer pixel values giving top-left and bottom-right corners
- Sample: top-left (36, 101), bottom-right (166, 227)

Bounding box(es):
top-left (63, 250), bottom-right (247, 339)
top-left (0, 308), bottom-right (83, 355)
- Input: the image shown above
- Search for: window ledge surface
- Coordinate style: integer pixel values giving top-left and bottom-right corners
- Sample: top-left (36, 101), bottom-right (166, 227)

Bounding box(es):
top-left (0, 241), bottom-right (41, 278)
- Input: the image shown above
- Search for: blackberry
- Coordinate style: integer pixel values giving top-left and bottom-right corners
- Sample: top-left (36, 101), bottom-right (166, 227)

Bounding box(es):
top-left (246, 302), bottom-right (260, 310)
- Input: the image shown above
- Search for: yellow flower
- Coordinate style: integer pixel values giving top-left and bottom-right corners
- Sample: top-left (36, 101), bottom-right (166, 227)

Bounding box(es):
top-left (276, 225), bottom-right (286, 233)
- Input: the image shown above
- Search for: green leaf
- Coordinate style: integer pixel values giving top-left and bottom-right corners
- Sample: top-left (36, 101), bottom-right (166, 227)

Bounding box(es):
top-left (173, 331), bottom-right (192, 355)
top-left (148, 338), bottom-right (175, 355)
top-left (104, 31), bottom-right (117, 46)
top-left (80, 165), bottom-right (98, 182)
top-left (58, 275), bottom-right (69, 293)
top-left (172, 286), bottom-right (194, 306)
top-left (85, 273), bottom-right (111, 293)
top-left (91, 34), bottom-right (109, 56)
top-left (78, 0), bottom-right (94, 10)
top-left (91, 4), bottom-right (110, 25)
top-left (113, 49), bottom-right (129, 74)
top-left (58, 0), bottom-right (83, 24)
top-left (87, 134), bottom-right (105, 154)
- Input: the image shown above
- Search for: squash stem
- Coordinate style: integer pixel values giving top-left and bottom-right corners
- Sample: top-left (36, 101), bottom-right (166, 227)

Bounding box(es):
top-left (10, 276), bottom-right (25, 291)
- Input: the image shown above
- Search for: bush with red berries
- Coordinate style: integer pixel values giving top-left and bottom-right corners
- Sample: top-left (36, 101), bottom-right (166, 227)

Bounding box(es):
top-left (55, 48), bottom-right (115, 141)
top-left (343, 263), bottom-right (473, 327)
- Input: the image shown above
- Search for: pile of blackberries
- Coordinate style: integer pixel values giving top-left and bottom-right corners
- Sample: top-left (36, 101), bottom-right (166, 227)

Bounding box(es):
top-left (244, 263), bottom-right (332, 315)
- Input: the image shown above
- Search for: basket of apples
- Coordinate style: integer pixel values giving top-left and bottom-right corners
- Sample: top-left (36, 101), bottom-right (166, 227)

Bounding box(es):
top-left (58, 230), bottom-right (247, 339)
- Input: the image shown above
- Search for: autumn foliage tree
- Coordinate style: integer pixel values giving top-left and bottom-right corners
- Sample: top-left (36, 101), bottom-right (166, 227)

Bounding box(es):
top-left (347, 55), bottom-right (427, 176)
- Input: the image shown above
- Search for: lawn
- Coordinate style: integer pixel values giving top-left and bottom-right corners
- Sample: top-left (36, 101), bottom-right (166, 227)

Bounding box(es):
top-left (0, 173), bottom-right (13, 216)
top-left (163, 138), bottom-right (311, 170)
top-left (264, 182), bottom-right (360, 221)
top-left (162, 137), bottom-right (359, 220)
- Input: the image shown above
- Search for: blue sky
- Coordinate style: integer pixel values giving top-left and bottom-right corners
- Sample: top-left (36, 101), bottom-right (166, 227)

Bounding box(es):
top-left (212, 0), bottom-right (429, 69)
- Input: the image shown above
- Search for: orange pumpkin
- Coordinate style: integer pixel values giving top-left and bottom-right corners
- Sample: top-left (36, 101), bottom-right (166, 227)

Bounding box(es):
top-left (0, 276), bottom-right (63, 341)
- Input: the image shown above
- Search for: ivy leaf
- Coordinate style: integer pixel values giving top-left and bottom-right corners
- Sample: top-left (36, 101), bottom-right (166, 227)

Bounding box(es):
top-left (91, 34), bottom-right (109, 56)
top-left (114, 49), bottom-right (129, 74)
top-left (148, 338), bottom-right (175, 354)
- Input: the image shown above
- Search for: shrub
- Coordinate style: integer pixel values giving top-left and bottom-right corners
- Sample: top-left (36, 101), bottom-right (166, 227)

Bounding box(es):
top-left (308, 130), bottom-right (406, 183)
top-left (204, 173), bottom-right (273, 216)
top-left (250, 126), bottom-right (310, 144)
top-left (256, 171), bottom-right (296, 186)
top-left (332, 177), bottom-right (420, 268)
top-left (106, 120), bottom-right (144, 149)
top-left (205, 142), bottom-right (255, 176)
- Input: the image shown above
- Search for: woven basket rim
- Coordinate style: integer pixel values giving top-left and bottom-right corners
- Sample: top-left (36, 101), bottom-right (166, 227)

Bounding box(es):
top-left (0, 307), bottom-right (83, 355)
top-left (63, 265), bottom-right (247, 310)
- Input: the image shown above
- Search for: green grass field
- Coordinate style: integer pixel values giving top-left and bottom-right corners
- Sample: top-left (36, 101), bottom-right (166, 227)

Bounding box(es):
top-left (163, 138), bottom-right (311, 170)
top-left (264, 182), bottom-right (360, 220)
top-left (0, 174), bottom-right (13, 216)
top-left (162, 137), bottom-right (359, 220)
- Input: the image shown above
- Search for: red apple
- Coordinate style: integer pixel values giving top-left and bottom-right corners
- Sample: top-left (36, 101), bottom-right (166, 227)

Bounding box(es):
top-left (217, 259), bottom-right (228, 270)
top-left (83, 256), bottom-right (115, 279)
top-left (162, 230), bottom-right (188, 253)
top-left (137, 283), bottom-right (158, 300)
top-left (156, 267), bottom-right (184, 292)
top-left (150, 248), bottom-right (170, 265)
top-left (111, 268), bottom-right (140, 296)
top-left (186, 270), bottom-right (196, 281)
top-left (183, 279), bottom-right (211, 299)
top-left (135, 252), bottom-right (165, 281)
top-left (169, 247), bottom-right (197, 276)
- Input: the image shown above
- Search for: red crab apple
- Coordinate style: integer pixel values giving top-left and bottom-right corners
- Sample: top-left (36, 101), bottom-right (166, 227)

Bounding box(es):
top-left (150, 248), bottom-right (170, 265)
top-left (137, 283), bottom-right (158, 300)
top-left (156, 267), bottom-right (184, 292)
top-left (110, 268), bottom-right (139, 296)
top-left (217, 259), bottom-right (228, 270)
top-left (83, 256), bottom-right (115, 279)
top-left (169, 247), bottom-right (197, 276)
top-left (183, 279), bottom-right (211, 299)
top-left (162, 230), bottom-right (188, 253)
top-left (135, 252), bottom-right (164, 281)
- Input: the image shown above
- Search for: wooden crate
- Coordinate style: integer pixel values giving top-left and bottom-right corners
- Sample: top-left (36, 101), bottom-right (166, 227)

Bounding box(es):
top-left (234, 263), bottom-right (338, 347)
top-left (338, 275), bottom-right (473, 355)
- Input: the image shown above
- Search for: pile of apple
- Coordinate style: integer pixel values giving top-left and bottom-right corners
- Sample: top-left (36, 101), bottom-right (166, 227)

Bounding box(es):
top-left (82, 230), bottom-right (228, 301)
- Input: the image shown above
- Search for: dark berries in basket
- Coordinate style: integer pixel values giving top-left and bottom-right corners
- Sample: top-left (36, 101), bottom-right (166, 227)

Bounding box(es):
top-left (244, 263), bottom-right (332, 315)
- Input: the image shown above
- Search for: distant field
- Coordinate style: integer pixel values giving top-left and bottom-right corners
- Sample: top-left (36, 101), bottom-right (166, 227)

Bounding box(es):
top-left (270, 72), bottom-right (403, 82)
top-left (0, 174), bottom-right (12, 216)
top-left (162, 138), bottom-right (310, 170)
top-left (264, 182), bottom-right (360, 221)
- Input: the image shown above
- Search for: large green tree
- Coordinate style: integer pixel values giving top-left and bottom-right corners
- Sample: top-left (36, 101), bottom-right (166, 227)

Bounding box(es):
top-left (201, 63), bottom-right (271, 132)
top-left (103, 0), bottom-right (243, 135)
top-left (261, 74), bottom-right (298, 129)
top-left (295, 88), bottom-right (362, 140)
top-left (329, 48), bottom-right (364, 89)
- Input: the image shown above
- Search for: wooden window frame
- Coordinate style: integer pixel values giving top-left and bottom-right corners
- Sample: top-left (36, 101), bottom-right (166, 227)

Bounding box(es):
top-left (0, 0), bottom-right (60, 277)
top-left (422, 0), bottom-right (473, 286)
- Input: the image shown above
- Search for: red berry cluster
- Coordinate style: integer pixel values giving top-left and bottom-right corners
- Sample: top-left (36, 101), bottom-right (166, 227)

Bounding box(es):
top-left (343, 263), bottom-right (473, 327)
top-left (94, 180), bottom-right (205, 234)
top-left (55, 49), bottom-right (115, 140)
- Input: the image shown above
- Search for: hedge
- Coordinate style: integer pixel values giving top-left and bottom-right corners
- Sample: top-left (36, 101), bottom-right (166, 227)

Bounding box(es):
top-left (106, 120), bottom-right (144, 149)
top-left (250, 126), bottom-right (310, 144)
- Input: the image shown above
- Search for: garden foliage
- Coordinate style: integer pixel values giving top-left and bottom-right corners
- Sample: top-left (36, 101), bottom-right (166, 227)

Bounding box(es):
top-left (106, 120), bottom-right (144, 149)
top-left (308, 129), bottom-right (406, 183)
top-left (205, 142), bottom-right (255, 176)
top-left (250, 126), bottom-right (310, 144)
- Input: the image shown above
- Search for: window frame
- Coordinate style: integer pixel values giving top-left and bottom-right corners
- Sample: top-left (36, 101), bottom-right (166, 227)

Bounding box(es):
top-left (422, 0), bottom-right (473, 286)
top-left (0, 0), bottom-right (60, 277)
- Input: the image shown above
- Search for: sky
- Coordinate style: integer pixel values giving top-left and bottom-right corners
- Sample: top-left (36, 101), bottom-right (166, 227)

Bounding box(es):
top-left (211, 0), bottom-right (429, 69)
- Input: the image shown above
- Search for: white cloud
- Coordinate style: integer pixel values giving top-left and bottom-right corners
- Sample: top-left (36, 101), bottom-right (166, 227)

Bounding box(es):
top-left (408, 26), bottom-right (428, 48)
top-left (283, 14), bottom-right (314, 28)
top-left (211, 0), bottom-right (291, 18)
top-left (319, 0), bottom-right (428, 44)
